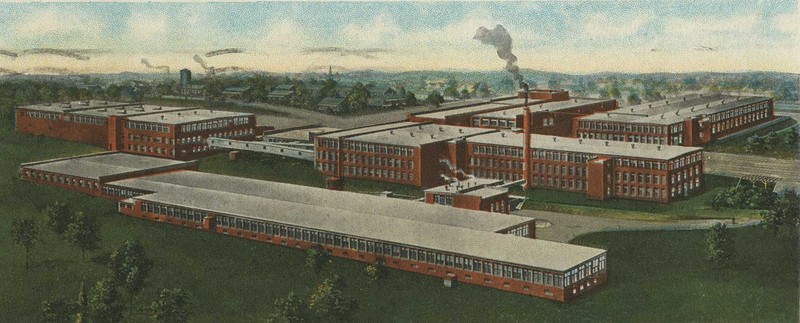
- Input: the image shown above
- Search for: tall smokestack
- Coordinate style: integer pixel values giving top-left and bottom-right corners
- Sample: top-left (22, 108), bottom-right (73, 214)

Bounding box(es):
top-left (523, 106), bottom-right (532, 191)
top-left (473, 25), bottom-right (524, 83)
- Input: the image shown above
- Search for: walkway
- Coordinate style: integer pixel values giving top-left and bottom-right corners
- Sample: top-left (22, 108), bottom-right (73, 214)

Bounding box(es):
top-left (512, 209), bottom-right (760, 243)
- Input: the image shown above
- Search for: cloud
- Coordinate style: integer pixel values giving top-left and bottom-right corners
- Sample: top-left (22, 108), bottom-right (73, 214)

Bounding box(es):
top-left (302, 47), bottom-right (393, 59)
top-left (260, 19), bottom-right (309, 49)
top-left (339, 13), bottom-right (400, 46)
top-left (669, 14), bottom-right (758, 35)
top-left (582, 13), bottom-right (650, 39)
top-left (128, 12), bottom-right (168, 40)
top-left (13, 9), bottom-right (104, 37)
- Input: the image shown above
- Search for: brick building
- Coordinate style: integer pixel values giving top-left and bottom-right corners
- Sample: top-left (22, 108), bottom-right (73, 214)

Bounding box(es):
top-left (424, 178), bottom-right (512, 214)
top-left (315, 122), bottom-right (495, 188)
top-left (573, 94), bottom-right (774, 146)
top-left (15, 100), bottom-right (257, 160)
top-left (464, 131), bottom-right (704, 202)
top-left (20, 155), bottom-right (607, 302)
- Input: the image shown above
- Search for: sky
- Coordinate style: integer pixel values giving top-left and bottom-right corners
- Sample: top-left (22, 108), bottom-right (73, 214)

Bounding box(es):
top-left (0, 1), bottom-right (798, 75)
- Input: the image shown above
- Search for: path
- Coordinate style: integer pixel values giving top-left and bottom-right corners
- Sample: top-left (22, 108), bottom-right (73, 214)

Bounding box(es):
top-left (512, 209), bottom-right (760, 243)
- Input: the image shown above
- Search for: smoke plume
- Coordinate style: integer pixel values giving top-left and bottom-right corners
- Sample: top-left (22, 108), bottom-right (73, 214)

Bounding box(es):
top-left (0, 49), bottom-right (18, 59)
top-left (193, 54), bottom-right (210, 70)
top-left (213, 66), bottom-right (243, 73)
top-left (473, 25), bottom-right (523, 82)
top-left (140, 58), bottom-right (170, 73)
top-left (302, 47), bottom-right (392, 59)
top-left (205, 48), bottom-right (245, 57)
top-left (23, 48), bottom-right (90, 61)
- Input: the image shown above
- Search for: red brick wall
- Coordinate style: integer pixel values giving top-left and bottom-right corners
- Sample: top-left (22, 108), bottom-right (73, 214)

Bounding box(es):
top-left (16, 109), bottom-right (109, 147)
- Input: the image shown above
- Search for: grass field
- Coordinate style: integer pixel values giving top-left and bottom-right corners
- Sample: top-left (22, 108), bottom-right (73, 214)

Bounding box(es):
top-left (704, 117), bottom-right (799, 159)
top-left (513, 174), bottom-right (762, 221)
top-left (2, 123), bottom-right (798, 322)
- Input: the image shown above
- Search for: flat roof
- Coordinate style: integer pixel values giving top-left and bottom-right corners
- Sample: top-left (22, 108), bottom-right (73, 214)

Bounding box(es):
top-left (468, 132), bottom-right (702, 160)
top-left (580, 94), bottom-right (770, 125)
top-left (17, 100), bottom-right (141, 114)
top-left (108, 171), bottom-right (531, 233)
top-left (21, 152), bottom-right (194, 180)
top-left (316, 121), bottom-right (420, 139)
top-left (73, 105), bottom-right (192, 118)
top-left (266, 127), bottom-right (340, 142)
top-left (109, 172), bottom-right (603, 271)
top-left (345, 123), bottom-right (496, 147)
top-left (125, 109), bottom-right (252, 125)
top-left (425, 178), bottom-right (508, 198)
top-left (476, 98), bottom-right (611, 119)
top-left (414, 98), bottom-right (547, 121)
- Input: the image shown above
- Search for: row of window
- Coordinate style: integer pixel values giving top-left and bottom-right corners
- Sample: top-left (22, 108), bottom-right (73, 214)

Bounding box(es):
top-left (102, 185), bottom-right (147, 199)
top-left (617, 172), bottom-right (667, 186)
top-left (579, 121), bottom-right (668, 134)
top-left (470, 169), bottom-right (521, 182)
top-left (213, 214), bottom-right (578, 287)
top-left (141, 201), bottom-right (205, 222)
top-left (615, 158), bottom-right (669, 171)
top-left (25, 111), bottom-right (59, 120)
top-left (127, 121), bottom-right (170, 133)
top-left (128, 134), bottom-right (174, 145)
top-left (23, 170), bottom-right (98, 190)
top-left (668, 152), bottom-right (702, 170)
top-left (341, 141), bottom-right (416, 157)
top-left (180, 117), bottom-right (250, 133)
top-left (709, 101), bottom-right (770, 123)
top-left (578, 132), bottom-right (668, 145)
top-left (711, 110), bottom-right (768, 134)
top-left (340, 165), bottom-right (415, 181)
top-left (507, 225), bottom-right (529, 237)
top-left (474, 118), bottom-right (516, 128)
top-left (565, 256), bottom-right (606, 287)
top-left (341, 154), bottom-right (415, 169)
top-left (532, 176), bottom-right (588, 192)
top-left (69, 114), bottom-right (106, 125)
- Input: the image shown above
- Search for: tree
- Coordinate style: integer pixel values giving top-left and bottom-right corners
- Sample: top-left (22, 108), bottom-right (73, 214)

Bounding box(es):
top-left (76, 280), bottom-right (88, 323)
top-left (89, 279), bottom-right (125, 323)
top-left (308, 275), bottom-right (357, 322)
top-left (745, 135), bottom-right (765, 153)
top-left (40, 297), bottom-right (77, 323)
top-left (443, 85), bottom-right (459, 98)
top-left (477, 82), bottom-right (491, 98)
top-left (425, 91), bottom-right (444, 108)
top-left (11, 218), bottom-right (38, 269)
top-left (64, 212), bottom-right (101, 262)
top-left (269, 292), bottom-right (309, 323)
top-left (626, 92), bottom-right (642, 105)
top-left (149, 288), bottom-right (191, 323)
top-left (45, 201), bottom-right (72, 235)
top-left (705, 223), bottom-right (735, 267)
top-left (305, 245), bottom-right (331, 273)
top-left (365, 259), bottom-right (386, 281)
top-left (761, 189), bottom-right (800, 234)
top-left (108, 240), bottom-right (153, 315)
top-left (404, 92), bottom-right (418, 106)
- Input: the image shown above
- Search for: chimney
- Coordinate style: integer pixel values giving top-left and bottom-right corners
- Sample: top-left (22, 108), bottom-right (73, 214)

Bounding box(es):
top-left (501, 132), bottom-right (506, 138)
top-left (523, 106), bottom-right (532, 191)
top-left (410, 132), bottom-right (414, 137)
top-left (418, 124), bottom-right (423, 130)
top-left (605, 141), bottom-right (609, 146)
top-left (683, 97), bottom-right (686, 101)
top-left (439, 127), bottom-right (444, 132)
top-left (430, 134), bottom-right (435, 139)
top-left (160, 115), bottom-right (164, 120)
top-left (578, 138), bottom-right (583, 144)
top-left (648, 104), bottom-right (652, 108)
top-left (666, 100), bottom-right (670, 105)
top-left (574, 99), bottom-right (578, 103)
top-left (194, 111), bottom-right (198, 114)
top-left (657, 145), bottom-right (662, 151)
top-left (552, 137), bottom-right (557, 142)
top-left (389, 130), bottom-right (394, 135)
top-left (631, 108), bottom-right (635, 113)
top-left (661, 114), bottom-right (665, 119)
top-left (631, 143), bottom-right (635, 148)
top-left (458, 129), bottom-right (463, 133)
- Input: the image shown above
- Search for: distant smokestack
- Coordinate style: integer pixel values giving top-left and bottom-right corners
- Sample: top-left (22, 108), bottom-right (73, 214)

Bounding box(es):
top-left (523, 106), bottom-right (532, 191)
top-left (474, 25), bottom-right (523, 82)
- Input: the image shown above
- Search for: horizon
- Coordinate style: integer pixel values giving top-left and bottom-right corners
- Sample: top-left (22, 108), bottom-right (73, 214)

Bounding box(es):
top-left (1, 1), bottom-right (798, 75)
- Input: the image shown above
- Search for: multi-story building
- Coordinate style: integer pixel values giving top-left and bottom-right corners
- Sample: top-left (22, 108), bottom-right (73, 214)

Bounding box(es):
top-left (20, 154), bottom-right (606, 302)
top-left (463, 132), bottom-right (704, 202)
top-left (117, 109), bottom-right (256, 160)
top-left (471, 98), bottom-right (618, 136)
top-left (573, 94), bottom-right (774, 146)
top-left (315, 122), bottom-right (495, 188)
top-left (15, 101), bottom-right (257, 160)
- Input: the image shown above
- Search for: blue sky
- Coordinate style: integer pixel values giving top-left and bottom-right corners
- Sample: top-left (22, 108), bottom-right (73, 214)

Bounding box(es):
top-left (0, 1), bottom-right (797, 74)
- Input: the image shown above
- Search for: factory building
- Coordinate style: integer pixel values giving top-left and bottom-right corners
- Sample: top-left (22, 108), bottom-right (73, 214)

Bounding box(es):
top-left (464, 131), bottom-right (704, 203)
top-left (573, 94), bottom-right (774, 146)
top-left (15, 100), bottom-right (257, 160)
top-left (424, 178), bottom-right (512, 214)
top-left (315, 122), bottom-right (496, 188)
top-left (408, 89), bottom-right (617, 137)
top-left (19, 154), bottom-right (606, 302)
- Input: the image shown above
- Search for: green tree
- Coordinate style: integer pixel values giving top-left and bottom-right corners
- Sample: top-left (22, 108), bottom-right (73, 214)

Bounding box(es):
top-left (45, 201), bottom-right (72, 235)
top-left (443, 85), bottom-right (459, 98)
top-left (64, 212), bottom-right (101, 262)
top-left (108, 240), bottom-right (153, 315)
top-left (149, 288), bottom-right (191, 323)
top-left (365, 259), bottom-right (386, 281)
top-left (269, 292), bottom-right (309, 323)
top-left (404, 92), bottom-right (418, 106)
top-left (745, 135), bottom-right (766, 153)
top-left (626, 92), bottom-right (642, 105)
top-left (11, 218), bottom-right (38, 269)
top-left (305, 245), bottom-right (331, 273)
top-left (76, 280), bottom-right (88, 323)
top-left (89, 279), bottom-right (125, 323)
top-left (40, 297), bottom-right (77, 323)
top-left (308, 275), bottom-right (357, 322)
top-left (761, 189), bottom-right (800, 234)
top-left (477, 82), bottom-right (491, 98)
top-left (425, 91), bottom-right (444, 108)
top-left (705, 223), bottom-right (735, 267)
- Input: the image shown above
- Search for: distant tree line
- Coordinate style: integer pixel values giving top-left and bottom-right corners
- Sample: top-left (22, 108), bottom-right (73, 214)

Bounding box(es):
top-left (745, 130), bottom-right (799, 155)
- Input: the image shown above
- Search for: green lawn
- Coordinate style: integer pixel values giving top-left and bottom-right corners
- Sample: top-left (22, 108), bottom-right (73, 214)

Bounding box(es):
top-left (513, 175), bottom-right (763, 221)
top-left (704, 117), bottom-right (799, 159)
top-left (2, 122), bottom-right (797, 322)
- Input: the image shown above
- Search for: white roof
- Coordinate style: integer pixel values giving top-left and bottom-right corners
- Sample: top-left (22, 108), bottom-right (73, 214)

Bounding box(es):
top-left (345, 123), bottom-right (496, 147)
top-left (414, 98), bottom-right (547, 120)
top-left (476, 98), bottom-right (611, 119)
top-left (316, 121), bottom-right (419, 139)
top-left (108, 171), bottom-right (531, 233)
top-left (468, 132), bottom-right (702, 160)
top-left (266, 127), bottom-right (340, 142)
top-left (425, 178), bottom-right (508, 198)
top-left (580, 94), bottom-right (770, 125)
top-left (74, 105), bottom-right (192, 118)
top-left (18, 100), bottom-right (140, 114)
top-left (108, 171), bottom-right (604, 272)
top-left (125, 109), bottom-right (252, 125)
top-left (21, 153), bottom-right (194, 180)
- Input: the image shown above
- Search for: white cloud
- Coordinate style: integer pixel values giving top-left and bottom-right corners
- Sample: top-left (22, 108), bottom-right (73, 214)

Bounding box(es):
top-left (14, 9), bottom-right (103, 37)
top-left (669, 14), bottom-right (758, 35)
top-left (774, 12), bottom-right (799, 34)
top-left (260, 19), bottom-right (310, 49)
top-left (339, 13), bottom-right (400, 46)
top-left (582, 13), bottom-right (649, 39)
top-left (128, 12), bottom-right (168, 41)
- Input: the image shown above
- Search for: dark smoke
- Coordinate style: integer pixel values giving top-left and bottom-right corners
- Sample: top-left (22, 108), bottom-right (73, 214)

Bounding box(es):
top-left (205, 48), bottom-right (245, 57)
top-left (140, 58), bottom-right (170, 73)
top-left (193, 54), bottom-right (210, 70)
top-left (473, 25), bottom-right (523, 82)
top-left (302, 47), bottom-right (392, 59)
top-left (0, 50), bottom-right (18, 59)
top-left (213, 66), bottom-right (243, 73)
top-left (24, 48), bottom-right (90, 61)
top-left (28, 66), bottom-right (74, 75)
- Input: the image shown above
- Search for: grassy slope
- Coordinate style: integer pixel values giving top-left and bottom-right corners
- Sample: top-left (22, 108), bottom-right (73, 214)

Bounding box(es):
top-left (704, 117), bottom-right (799, 159)
top-left (2, 123), bottom-right (796, 322)
top-left (516, 174), bottom-right (760, 221)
